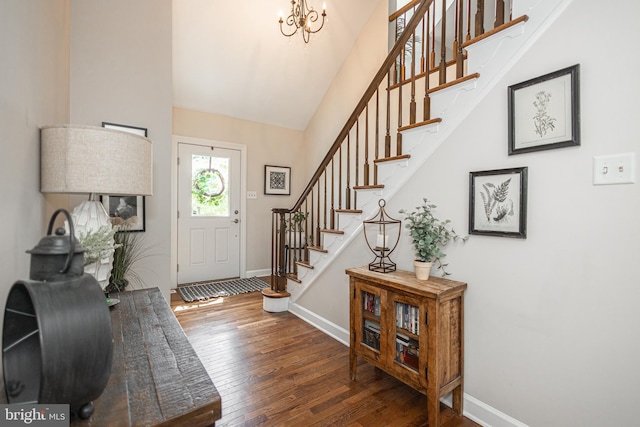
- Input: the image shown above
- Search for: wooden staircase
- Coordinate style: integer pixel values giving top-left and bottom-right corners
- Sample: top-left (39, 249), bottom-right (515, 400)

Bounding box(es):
top-left (270, 0), bottom-right (570, 304)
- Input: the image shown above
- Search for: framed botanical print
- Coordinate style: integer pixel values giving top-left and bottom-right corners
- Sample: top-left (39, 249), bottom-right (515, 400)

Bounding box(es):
top-left (508, 64), bottom-right (580, 155)
top-left (469, 167), bottom-right (528, 238)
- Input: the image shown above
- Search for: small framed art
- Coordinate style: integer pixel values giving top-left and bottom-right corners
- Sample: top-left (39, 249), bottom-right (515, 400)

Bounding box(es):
top-left (508, 64), bottom-right (580, 155)
top-left (102, 121), bottom-right (148, 137)
top-left (101, 195), bottom-right (146, 232)
top-left (264, 165), bottom-right (291, 195)
top-left (469, 167), bottom-right (527, 238)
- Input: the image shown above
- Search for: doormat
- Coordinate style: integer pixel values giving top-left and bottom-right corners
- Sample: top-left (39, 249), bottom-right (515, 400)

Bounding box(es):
top-left (176, 277), bottom-right (269, 302)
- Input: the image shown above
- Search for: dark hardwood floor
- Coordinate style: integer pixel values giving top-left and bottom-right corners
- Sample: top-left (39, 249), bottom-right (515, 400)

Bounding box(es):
top-left (170, 288), bottom-right (480, 427)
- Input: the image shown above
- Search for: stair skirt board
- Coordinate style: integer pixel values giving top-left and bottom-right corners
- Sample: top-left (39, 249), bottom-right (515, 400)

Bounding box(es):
top-left (285, 0), bottom-right (574, 305)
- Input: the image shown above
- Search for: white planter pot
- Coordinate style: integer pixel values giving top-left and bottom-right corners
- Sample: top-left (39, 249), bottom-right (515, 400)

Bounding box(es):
top-left (413, 260), bottom-right (433, 280)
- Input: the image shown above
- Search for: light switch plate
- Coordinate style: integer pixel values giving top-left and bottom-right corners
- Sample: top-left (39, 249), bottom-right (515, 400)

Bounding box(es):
top-left (593, 153), bottom-right (636, 185)
top-left (247, 191), bottom-right (257, 199)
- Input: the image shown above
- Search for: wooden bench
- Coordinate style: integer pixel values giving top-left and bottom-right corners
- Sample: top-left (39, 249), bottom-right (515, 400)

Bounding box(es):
top-left (2, 287), bottom-right (222, 426)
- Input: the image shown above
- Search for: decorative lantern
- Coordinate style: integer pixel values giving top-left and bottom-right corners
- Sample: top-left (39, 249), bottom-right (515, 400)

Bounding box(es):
top-left (2, 209), bottom-right (113, 419)
top-left (363, 199), bottom-right (401, 273)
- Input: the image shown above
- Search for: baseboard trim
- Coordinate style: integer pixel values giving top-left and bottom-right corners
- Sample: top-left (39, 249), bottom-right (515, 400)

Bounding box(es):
top-left (441, 393), bottom-right (529, 427)
top-left (288, 302), bottom-right (350, 347)
top-left (290, 303), bottom-right (528, 427)
top-left (246, 268), bottom-right (271, 278)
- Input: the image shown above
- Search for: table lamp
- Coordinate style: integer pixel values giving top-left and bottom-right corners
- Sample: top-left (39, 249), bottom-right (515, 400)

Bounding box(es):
top-left (40, 124), bottom-right (153, 287)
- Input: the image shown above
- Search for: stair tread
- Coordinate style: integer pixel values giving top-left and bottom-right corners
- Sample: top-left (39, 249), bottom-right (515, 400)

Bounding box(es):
top-left (296, 260), bottom-right (314, 269)
top-left (353, 184), bottom-right (384, 190)
top-left (286, 273), bottom-right (301, 283)
top-left (335, 209), bottom-right (363, 214)
top-left (374, 154), bottom-right (411, 164)
top-left (308, 246), bottom-right (328, 253)
top-left (320, 228), bottom-right (344, 235)
top-left (398, 118), bottom-right (442, 133)
top-left (462, 15), bottom-right (529, 48)
top-left (429, 73), bottom-right (480, 95)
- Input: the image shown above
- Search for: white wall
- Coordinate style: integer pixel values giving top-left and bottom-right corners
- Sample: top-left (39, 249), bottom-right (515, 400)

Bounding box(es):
top-left (69, 0), bottom-right (173, 300)
top-left (299, 1), bottom-right (640, 425)
top-left (303, 0), bottom-right (389, 181)
top-left (0, 0), bottom-right (70, 337)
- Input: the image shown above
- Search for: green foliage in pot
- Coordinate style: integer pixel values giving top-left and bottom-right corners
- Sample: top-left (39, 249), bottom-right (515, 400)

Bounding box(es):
top-left (107, 225), bottom-right (147, 293)
top-left (285, 211), bottom-right (307, 232)
top-left (399, 198), bottom-right (467, 276)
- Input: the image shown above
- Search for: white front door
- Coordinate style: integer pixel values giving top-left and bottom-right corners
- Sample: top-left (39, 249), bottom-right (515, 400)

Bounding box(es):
top-left (178, 142), bottom-right (241, 284)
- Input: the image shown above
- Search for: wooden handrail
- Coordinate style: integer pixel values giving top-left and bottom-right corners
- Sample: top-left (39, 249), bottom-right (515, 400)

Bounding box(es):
top-left (389, 0), bottom-right (422, 22)
top-left (277, 0), bottom-right (433, 216)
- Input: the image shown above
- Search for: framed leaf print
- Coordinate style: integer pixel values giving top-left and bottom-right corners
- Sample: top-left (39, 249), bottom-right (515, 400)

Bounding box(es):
top-left (469, 167), bottom-right (528, 238)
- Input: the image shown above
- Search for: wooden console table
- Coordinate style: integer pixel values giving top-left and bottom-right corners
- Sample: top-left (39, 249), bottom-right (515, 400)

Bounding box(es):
top-left (347, 267), bottom-right (466, 427)
top-left (1, 287), bottom-right (221, 426)
top-left (76, 287), bottom-right (222, 426)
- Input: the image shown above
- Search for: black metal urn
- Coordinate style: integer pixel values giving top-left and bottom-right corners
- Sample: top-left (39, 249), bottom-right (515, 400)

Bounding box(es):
top-left (2, 209), bottom-right (113, 419)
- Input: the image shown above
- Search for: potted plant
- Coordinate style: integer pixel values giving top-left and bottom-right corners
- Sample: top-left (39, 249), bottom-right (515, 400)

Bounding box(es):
top-left (284, 211), bottom-right (308, 248)
top-left (106, 223), bottom-right (147, 293)
top-left (400, 198), bottom-right (467, 280)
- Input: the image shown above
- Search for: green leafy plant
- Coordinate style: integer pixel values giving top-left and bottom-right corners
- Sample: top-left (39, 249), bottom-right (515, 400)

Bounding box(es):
top-left (399, 198), bottom-right (467, 276)
top-left (285, 211), bottom-right (308, 232)
top-left (77, 226), bottom-right (121, 266)
top-left (107, 225), bottom-right (147, 293)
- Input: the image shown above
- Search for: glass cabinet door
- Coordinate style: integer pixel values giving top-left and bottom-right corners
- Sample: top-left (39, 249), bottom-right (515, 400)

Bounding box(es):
top-left (391, 295), bottom-right (424, 374)
top-left (360, 288), bottom-right (382, 352)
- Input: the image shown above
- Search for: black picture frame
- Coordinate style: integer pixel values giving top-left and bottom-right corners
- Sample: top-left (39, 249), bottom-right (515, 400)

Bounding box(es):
top-left (102, 121), bottom-right (148, 137)
top-left (508, 64), bottom-right (580, 155)
top-left (101, 195), bottom-right (146, 232)
top-left (264, 165), bottom-right (291, 195)
top-left (100, 122), bottom-right (148, 232)
top-left (469, 167), bottom-right (528, 238)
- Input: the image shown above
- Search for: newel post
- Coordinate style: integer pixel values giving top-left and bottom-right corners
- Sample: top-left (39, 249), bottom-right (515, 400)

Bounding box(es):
top-left (272, 209), bottom-right (288, 293)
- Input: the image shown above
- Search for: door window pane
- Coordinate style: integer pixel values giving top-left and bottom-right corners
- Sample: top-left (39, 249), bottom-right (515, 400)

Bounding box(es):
top-left (191, 155), bottom-right (229, 217)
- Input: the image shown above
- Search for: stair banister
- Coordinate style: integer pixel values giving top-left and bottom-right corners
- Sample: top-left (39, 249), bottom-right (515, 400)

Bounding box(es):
top-left (270, 0), bottom-right (434, 292)
top-left (290, 0), bottom-right (431, 213)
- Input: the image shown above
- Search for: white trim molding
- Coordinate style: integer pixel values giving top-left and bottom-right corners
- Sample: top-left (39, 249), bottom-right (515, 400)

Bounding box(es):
top-left (288, 302), bottom-right (350, 347)
top-left (440, 393), bottom-right (530, 427)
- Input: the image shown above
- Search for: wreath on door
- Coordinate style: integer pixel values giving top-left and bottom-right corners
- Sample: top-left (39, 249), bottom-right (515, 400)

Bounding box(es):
top-left (193, 168), bottom-right (225, 206)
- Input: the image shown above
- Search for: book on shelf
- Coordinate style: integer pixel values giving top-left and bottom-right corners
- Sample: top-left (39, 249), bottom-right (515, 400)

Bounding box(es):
top-left (395, 332), bottom-right (419, 370)
top-left (363, 319), bottom-right (381, 350)
top-left (363, 291), bottom-right (381, 316)
top-left (395, 302), bottom-right (419, 335)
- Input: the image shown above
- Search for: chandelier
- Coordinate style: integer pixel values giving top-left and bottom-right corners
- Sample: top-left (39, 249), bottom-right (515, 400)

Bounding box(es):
top-left (278, 0), bottom-right (327, 44)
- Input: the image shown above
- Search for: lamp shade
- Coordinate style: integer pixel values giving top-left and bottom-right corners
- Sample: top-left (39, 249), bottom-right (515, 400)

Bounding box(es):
top-left (40, 124), bottom-right (153, 196)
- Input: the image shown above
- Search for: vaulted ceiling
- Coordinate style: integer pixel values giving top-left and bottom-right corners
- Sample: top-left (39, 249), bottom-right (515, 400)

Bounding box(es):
top-left (172, 0), bottom-right (380, 131)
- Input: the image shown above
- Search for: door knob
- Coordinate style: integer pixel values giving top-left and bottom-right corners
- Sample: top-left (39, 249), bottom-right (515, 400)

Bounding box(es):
top-left (233, 219), bottom-right (239, 223)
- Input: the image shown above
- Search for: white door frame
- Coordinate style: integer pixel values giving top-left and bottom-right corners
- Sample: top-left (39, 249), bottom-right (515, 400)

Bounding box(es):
top-left (170, 135), bottom-right (247, 286)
